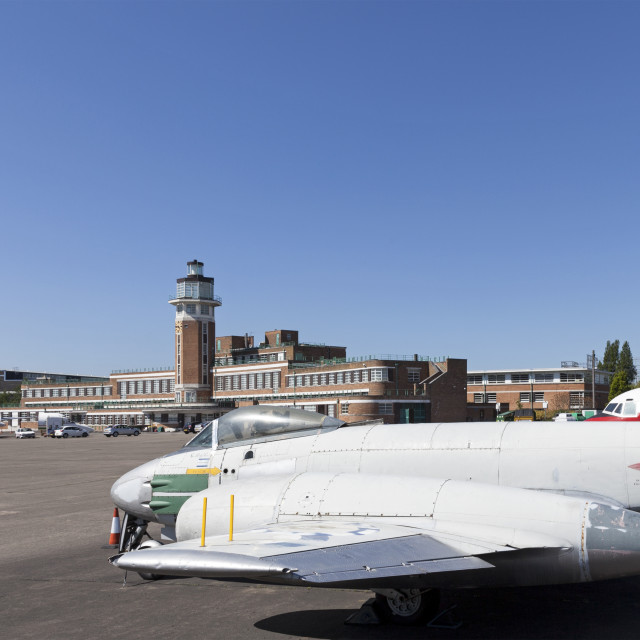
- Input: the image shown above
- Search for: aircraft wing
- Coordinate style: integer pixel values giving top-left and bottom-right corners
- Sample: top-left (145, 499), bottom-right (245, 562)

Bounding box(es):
top-left (110, 519), bottom-right (570, 586)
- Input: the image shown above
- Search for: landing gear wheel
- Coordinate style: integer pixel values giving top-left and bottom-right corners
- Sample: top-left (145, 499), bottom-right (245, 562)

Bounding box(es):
top-left (119, 513), bottom-right (162, 580)
top-left (375, 588), bottom-right (440, 625)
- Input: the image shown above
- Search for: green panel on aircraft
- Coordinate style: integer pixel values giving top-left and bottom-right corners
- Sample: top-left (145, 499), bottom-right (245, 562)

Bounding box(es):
top-left (150, 474), bottom-right (209, 514)
top-left (149, 495), bottom-right (192, 514)
top-left (151, 474), bottom-right (209, 492)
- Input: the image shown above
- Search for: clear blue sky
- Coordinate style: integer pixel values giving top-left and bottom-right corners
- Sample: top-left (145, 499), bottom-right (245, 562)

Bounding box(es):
top-left (1, 0), bottom-right (638, 376)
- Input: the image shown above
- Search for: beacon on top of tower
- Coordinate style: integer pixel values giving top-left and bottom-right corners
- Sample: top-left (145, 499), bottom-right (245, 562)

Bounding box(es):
top-left (187, 259), bottom-right (204, 277)
top-left (171, 259), bottom-right (221, 305)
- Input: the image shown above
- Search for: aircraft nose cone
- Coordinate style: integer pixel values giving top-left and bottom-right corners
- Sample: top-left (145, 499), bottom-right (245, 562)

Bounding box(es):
top-left (110, 458), bottom-right (158, 521)
top-left (586, 504), bottom-right (640, 581)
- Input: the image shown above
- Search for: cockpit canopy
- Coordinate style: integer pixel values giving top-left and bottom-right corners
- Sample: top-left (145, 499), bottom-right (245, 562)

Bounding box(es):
top-left (183, 406), bottom-right (345, 450)
top-left (601, 387), bottom-right (640, 418)
top-left (604, 400), bottom-right (638, 417)
top-left (217, 405), bottom-right (344, 447)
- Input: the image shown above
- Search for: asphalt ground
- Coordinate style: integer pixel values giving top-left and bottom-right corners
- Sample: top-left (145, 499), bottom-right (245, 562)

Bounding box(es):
top-left (2, 432), bottom-right (640, 640)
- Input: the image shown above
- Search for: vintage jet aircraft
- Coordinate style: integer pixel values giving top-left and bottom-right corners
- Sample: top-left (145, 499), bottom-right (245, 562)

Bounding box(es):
top-left (587, 387), bottom-right (640, 421)
top-left (109, 405), bottom-right (640, 624)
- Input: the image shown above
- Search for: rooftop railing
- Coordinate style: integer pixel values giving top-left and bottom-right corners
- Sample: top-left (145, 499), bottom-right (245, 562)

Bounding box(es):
top-left (23, 377), bottom-right (110, 386)
top-left (289, 355), bottom-right (445, 368)
top-left (214, 354), bottom-right (446, 368)
top-left (21, 398), bottom-right (235, 411)
top-left (168, 294), bottom-right (222, 303)
top-left (111, 367), bottom-right (174, 374)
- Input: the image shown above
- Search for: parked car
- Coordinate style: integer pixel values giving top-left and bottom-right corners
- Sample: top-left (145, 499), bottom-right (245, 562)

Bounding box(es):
top-left (54, 425), bottom-right (89, 438)
top-left (553, 413), bottom-right (578, 422)
top-left (15, 427), bottom-right (36, 439)
top-left (74, 424), bottom-right (95, 433)
top-left (104, 424), bottom-right (140, 437)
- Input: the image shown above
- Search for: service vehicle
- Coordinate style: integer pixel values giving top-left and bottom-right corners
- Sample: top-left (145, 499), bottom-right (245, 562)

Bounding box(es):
top-left (553, 412), bottom-right (578, 421)
top-left (15, 427), bottom-right (36, 439)
top-left (38, 413), bottom-right (65, 433)
top-left (104, 424), bottom-right (140, 437)
top-left (53, 425), bottom-right (89, 438)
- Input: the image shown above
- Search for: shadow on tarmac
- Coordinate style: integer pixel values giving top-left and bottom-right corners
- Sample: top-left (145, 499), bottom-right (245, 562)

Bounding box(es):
top-left (254, 578), bottom-right (640, 640)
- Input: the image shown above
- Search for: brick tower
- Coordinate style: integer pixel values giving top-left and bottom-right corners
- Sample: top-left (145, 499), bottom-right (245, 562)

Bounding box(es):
top-left (169, 260), bottom-right (221, 403)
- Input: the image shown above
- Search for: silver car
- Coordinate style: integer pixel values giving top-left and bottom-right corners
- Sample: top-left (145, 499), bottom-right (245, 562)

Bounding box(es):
top-left (104, 424), bottom-right (140, 437)
top-left (54, 426), bottom-right (88, 438)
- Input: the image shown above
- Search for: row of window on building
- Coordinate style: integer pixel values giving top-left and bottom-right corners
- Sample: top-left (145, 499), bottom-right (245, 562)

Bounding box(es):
top-left (285, 367), bottom-right (404, 388)
top-left (473, 391), bottom-right (586, 405)
top-left (23, 386), bottom-right (114, 399)
top-left (2, 411), bottom-right (38, 420)
top-left (83, 414), bottom-right (146, 425)
top-left (215, 371), bottom-right (282, 391)
top-left (271, 402), bottom-right (395, 417)
top-left (202, 323), bottom-right (209, 386)
top-left (83, 412), bottom-right (223, 425)
top-left (467, 372), bottom-right (594, 385)
top-left (175, 303), bottom-right (214, 316)
top-left (214, 352), bottom-right (286, 366)
top-left (118, 378), bottom-right (175, 396)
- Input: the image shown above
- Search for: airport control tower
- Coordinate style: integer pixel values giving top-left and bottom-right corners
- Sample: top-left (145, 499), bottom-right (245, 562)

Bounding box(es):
top-left (169, 260), bottom-right (221, 404)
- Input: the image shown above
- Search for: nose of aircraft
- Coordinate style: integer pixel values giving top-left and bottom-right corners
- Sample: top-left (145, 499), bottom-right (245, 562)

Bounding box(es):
top-left (586, 503), bottom-right (640, 581)
top-left (110, 458), bottom-right (159, 521)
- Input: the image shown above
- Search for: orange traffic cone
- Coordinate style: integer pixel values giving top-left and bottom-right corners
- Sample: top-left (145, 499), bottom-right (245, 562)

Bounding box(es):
top-left (108, 507), bottom-right (121, 547)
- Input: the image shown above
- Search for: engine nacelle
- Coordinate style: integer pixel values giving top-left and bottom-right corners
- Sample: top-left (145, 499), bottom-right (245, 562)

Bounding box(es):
top-left (117, 471), bottom-right (640, 588)
top-left (177, 472), bottom-right (586, 581)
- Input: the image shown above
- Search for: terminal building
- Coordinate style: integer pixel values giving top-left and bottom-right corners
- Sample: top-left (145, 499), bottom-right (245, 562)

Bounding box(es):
top-left (4, 260), bottom-right (467, 431)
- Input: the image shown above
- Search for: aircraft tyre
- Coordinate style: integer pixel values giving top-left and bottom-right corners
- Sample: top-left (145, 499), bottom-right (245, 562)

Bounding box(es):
top-left (374, 588), bottom-right (440, 625)
top-left (119, 512), bottom-right (161, 580)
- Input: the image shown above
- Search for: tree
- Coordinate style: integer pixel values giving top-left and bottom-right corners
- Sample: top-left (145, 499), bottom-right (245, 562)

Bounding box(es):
top-left (618, 341), bottom-right (637, 384)
top-left (601, 339), bottom-right (620, 372)
top-left (0, 389), bottom-right (21, 407)
top-left (547, 391), bottom-right (570, 415)
top-left (609, 369), bottom-right (632, 401)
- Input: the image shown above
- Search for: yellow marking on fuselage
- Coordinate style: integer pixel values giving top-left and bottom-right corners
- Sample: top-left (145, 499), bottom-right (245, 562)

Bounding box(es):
top-left (186, 467), bottom-right (221, 476)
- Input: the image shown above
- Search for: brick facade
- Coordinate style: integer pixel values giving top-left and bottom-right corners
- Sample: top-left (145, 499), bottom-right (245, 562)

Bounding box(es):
top-left (466, 367), bottom-right (612, 414)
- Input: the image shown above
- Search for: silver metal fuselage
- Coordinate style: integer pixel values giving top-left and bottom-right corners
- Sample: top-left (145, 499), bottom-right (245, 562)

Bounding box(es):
top-left (109, 415), bottom-right (640, 590)
top-left (111, 419), bottom-right (640, 527)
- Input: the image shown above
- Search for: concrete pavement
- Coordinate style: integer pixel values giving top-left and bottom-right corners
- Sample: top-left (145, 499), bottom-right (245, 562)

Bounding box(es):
top-left (2, 431), bottom-right (640, 639)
